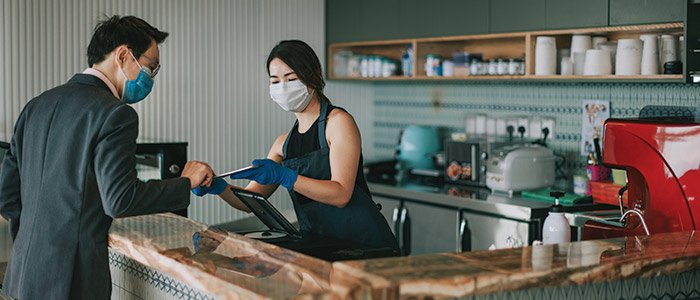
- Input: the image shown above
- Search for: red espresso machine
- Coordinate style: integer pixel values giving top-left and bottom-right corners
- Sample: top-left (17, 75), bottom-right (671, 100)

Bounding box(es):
top-left (583, 107), bottom-right (700, 239)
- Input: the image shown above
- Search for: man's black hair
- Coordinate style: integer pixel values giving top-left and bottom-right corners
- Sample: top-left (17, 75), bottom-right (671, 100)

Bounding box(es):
top-left (266, 40), bottom-right (326, 95)
top-left (87, 15), bottom-right (168, 67)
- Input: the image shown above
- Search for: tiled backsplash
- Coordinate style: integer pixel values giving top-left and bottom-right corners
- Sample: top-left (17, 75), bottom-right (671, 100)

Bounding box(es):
top-left (367, 81), bottom-right (699, 175)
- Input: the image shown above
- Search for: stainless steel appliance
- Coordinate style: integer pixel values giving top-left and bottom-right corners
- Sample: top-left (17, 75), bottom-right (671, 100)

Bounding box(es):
top-left (444, 139), bottom-right (489, 186)
top-left (486, 143), bottom-right (556, 196)
top-left (135, 139), bottom-right (189, 217)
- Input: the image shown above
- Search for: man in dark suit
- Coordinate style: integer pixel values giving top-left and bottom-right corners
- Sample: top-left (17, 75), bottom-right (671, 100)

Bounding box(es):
top-left (0, 15), bottom-right (215, 299)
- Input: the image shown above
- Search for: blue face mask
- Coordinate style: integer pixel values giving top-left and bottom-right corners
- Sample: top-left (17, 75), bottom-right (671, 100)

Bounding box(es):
top-left (120, 52), bottom-right (154, 104)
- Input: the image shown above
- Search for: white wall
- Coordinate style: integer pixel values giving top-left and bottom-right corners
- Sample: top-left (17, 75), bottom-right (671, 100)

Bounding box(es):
top-left (0, 0), bottom-right (330, 224)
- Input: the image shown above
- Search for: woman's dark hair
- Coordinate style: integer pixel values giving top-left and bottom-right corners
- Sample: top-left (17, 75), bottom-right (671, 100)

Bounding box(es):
top-left (266, 40), bottom-right (326, 95)
top-left (87, 15), bottom-right (169, 67)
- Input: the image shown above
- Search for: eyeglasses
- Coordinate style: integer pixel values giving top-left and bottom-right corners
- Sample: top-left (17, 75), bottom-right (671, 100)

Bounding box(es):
top-left (129, 50), bottom-right (161, 78)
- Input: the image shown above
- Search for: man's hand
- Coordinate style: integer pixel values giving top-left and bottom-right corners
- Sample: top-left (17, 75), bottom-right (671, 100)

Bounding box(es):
top-left (181, 161), bottom-right (214, 189)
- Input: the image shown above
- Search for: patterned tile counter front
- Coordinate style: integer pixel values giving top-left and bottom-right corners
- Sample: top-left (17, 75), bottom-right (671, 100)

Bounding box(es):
top-left (105, 213), bottom-right (700, 299)
top-left (107, 213), bottom-right (361, 299)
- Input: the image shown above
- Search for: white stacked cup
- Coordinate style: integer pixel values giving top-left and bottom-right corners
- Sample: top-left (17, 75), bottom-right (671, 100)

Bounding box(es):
top-left (640, 34), bottom-right (659, 75)
top-left (615, 39), bottom-right (643, 75)
top-left (557, 48), bottom-right (570, 74)
top-left (571, 35), bottom-right (592, 75)
top-left (660, 35), bottom-right (678, 68)
top-left (535, 36), bottom-right (557, 75)
top-left (592, 36), bottom-right (608, 49)
top-left (680, 36), bottom-right (685, 65)
top-left (560, 57), bottom-right (573, 75)
top-left (583, 49), bottom-right (612, 75)
top-left (596, 41), bottom-right (618, 73)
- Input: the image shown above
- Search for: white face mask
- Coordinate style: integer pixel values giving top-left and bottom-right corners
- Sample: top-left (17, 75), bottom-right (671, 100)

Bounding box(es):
top-left (269, 80), bottom-right (313, 112)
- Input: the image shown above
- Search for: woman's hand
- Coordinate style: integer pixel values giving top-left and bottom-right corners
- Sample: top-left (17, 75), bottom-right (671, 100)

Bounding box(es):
top-left (230, 159), bottom-right (298, 191)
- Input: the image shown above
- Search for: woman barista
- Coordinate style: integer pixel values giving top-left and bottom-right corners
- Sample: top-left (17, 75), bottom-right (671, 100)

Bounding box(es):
top-left (194, 40), bottom-right (398, 252)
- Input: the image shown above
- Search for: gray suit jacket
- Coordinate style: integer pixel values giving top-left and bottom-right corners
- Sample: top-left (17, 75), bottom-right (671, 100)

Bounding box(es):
top-left (0, 74), bottom-right (191, 299)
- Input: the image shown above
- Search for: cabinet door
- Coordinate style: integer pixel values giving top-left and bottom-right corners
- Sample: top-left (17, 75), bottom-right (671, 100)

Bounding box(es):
top-left (545, 0), bottom-right (607, 29)
top-left (609, 0), bottom-right (685, 26)
top-left (326, 0), bottom-right (362, 43)
top-left (461, 210), bottom-right (533, 251)
top-left (359, 0), bottom-right (401, 41)
top-left (372, 195), bottom-right (401, 236)
top-left (440, 0), bottom-right (490, 36)
top-left (490, 0), bottom-right (545, 33)
top-left (403, 201), bottom-right (460, 255)
top-left (397, 0), bottom-right (438, 38)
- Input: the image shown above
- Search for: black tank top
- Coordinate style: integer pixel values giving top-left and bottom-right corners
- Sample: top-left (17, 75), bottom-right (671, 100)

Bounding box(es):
top-left (285, 105), bottom-right (335, 159)
top-left (284, 102), bottom-right (372, 202)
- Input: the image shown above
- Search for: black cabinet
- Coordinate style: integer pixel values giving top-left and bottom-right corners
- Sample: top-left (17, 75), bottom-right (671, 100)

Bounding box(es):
top-left (609, 0), bottom-right (685, 26)
top-left (359, 0), bottom-right (401, 41)
top-left (545, 0), bottom-right (608, 29)
top-left (326, 0), bottom-right (490, 43)
top-left (326, 0), bottom-right (361, 43)
top-left (396, 0), bottom-right (436, 38)
top-left (327, 0), bottom-right (688, 54)
top-left (489, 0), bottom-right (545, 33)
top-left (441, 0), bottom-right (490, 36)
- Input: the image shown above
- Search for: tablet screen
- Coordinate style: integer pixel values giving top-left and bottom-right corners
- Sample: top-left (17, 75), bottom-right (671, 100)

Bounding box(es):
top-left (230, 187), bottom-right (299, 236)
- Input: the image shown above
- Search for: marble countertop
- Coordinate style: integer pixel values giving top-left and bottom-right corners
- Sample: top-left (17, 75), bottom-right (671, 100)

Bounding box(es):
top-left (0, 214), bottom-right (697, 298)
top-left (103, 213), bottom-right (700, 299)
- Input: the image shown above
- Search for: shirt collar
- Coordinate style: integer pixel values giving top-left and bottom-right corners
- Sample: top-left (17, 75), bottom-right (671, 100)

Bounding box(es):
top-left (82, 68), bottom-right (120, 99)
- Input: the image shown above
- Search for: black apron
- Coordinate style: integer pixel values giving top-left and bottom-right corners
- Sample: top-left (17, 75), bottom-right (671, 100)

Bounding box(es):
top-left (281, 100), bottom-right (399, 251)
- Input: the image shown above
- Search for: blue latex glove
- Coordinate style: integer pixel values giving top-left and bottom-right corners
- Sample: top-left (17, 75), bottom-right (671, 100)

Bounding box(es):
top-left (191, 177), bottom-right (228, 196)
top-left (230, 159), bottom-right (298, 191)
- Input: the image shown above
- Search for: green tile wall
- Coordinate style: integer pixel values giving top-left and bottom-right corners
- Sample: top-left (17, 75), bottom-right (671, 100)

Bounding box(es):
top-left (371, 81), bottom-right (700, 178)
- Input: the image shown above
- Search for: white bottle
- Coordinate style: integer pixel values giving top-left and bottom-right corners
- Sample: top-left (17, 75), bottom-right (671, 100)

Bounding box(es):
top-left (542, 192), bottom-right (571, 244)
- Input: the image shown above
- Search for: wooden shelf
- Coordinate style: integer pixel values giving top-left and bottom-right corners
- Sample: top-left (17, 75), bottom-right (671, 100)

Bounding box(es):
top-left (327, 22), bottom-right (686, 83)
top-left (329, 74), bottom-right (683, 82)
top-left (526, 74), bottom-right (683, 80)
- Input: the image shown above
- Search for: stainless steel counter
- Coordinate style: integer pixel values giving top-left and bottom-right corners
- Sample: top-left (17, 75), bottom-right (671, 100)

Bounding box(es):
top-left (367, 181), bottom-right (610, 222)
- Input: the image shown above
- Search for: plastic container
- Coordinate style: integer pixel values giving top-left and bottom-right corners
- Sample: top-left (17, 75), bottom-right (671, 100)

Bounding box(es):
top-left (425, 54), bottom-right (442, 77)
top-left (401, 44), bottom-right (413, 77)
top-left (589, 181), bottom-right (627, 206)
top-left (586, 164), bottom-right (611, 182)
top-left (542, 192), bottom-right (571, 245)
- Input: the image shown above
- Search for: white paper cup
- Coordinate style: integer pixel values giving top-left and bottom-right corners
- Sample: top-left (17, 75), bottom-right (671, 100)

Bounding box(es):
top-left (615, 39), bottom-right (643, 75)
top-left (535, 36), bottom-right (557, 75)
top-left (573, 51), bottom-right (586, 75)
top-left (583, 49), bottom-right (612, 75)
top-left (640, 34), bottom-right (659, 75)
top-left (560, 57), bottom-right (573, 75)
top-left (596, 41), bottom-right (617, 73)
top-left (680, 36), bottom-right (685, 65)
top-left (571, 35), bottom-right (592, 59)
top-left (557, 48), bottom-right (570, 74)
top-left (592, 36), bottom-right (608, 49)
top-left (660, 35), bottom-right (678, 66)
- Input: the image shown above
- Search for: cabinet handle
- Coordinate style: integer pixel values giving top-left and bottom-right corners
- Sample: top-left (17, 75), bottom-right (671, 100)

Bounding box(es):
top-left (399, 206), bottom-right (411, 256)
top-left (471, 145), bottom-right (478, 182)
top-left (459, 218), bottom-right (472, 252)
top-left (392, 207), bottom-right (401, 245)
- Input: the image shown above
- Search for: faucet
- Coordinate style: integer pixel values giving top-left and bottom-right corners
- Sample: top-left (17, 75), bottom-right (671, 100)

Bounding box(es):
top-left (620, 209), bottom-right (650, 236)
top-left (617, 185), bottom-right (627, 217)
top-left (617, 185), bottom-right (650, 236)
